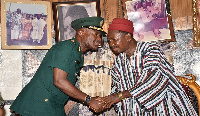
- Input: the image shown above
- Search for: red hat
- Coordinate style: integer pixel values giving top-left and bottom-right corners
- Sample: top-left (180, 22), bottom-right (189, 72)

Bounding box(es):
top-left (108, 18), bottom-right (134, 34)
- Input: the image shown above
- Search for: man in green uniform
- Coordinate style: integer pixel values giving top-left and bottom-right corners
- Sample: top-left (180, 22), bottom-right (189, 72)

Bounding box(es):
top-left (10, 17), bottom-right (107, 116)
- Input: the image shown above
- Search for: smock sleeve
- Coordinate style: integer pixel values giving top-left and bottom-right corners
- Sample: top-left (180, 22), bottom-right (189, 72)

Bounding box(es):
top-left (128, 43), bottom-right (176, 111)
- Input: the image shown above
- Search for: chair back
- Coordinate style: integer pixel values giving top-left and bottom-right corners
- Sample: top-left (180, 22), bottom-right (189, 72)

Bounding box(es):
top-left (177, 74), bottom-right (200, 115)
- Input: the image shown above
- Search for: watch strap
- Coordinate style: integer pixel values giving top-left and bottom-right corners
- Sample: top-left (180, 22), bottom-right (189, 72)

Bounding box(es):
top-left (83, 95), bottom-right (91, 104)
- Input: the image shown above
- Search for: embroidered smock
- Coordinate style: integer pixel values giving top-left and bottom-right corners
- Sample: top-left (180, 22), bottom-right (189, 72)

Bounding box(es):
top-left (111, 42), bottom-right (197, 116)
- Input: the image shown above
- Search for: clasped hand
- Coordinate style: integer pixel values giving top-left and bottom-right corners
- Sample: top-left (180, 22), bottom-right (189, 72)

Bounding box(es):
top-left (87, 93), bottom-right (120, 113)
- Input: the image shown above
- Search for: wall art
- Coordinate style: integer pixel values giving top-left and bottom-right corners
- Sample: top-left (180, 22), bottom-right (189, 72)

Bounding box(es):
top-left (125, 0), bottom-right (175, 42)
top-left (1, 0), bottom-right (52, 49)
top-left (52, 0), bottom-right (100, 42)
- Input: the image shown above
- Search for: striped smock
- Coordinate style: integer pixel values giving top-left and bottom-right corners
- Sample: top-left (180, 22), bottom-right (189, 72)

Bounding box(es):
top-left (111, 42), bottom-right (197, 116)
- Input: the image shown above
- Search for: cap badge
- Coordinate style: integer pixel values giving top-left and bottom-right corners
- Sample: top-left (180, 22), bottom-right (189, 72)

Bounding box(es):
top-left (100, 20), bottom-right (103, 26)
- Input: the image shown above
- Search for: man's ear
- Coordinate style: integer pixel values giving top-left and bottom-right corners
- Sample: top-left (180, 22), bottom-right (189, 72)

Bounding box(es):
top-left (77, 28), bottom-right (86, 37)
top-left (125, 33), bottom-right (132, 41)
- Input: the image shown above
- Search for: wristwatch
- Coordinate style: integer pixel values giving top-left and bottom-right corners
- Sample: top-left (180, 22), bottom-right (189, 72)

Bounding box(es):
top-left (83, 95), bottom-right (91, 104)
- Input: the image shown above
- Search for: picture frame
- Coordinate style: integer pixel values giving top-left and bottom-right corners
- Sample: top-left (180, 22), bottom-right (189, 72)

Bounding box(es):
top-left (52, 0), bottom-right (100, 42)
top-left (1, 0), bottom-right (52, 49)
top-left (124, 0), bottom-right (175, 42)
top-left (193, 0), bottom-right (200, 47)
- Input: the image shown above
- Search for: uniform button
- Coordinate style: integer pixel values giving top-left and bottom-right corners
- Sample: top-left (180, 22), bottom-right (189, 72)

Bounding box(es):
top-left (45, 99), bottom-right (48, 102)
top-left (76, 60), bottom-right (80, 64)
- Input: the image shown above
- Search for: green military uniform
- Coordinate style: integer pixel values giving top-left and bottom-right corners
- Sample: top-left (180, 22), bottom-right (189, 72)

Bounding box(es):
top-left (10, 38), bottom-right (84, 116)
top-left (10, 16), bottom-right (106, 116)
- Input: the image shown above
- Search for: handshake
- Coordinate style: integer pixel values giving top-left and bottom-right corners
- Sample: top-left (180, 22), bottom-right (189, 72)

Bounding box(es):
top-left (85, 92), bottom-right (124, 113)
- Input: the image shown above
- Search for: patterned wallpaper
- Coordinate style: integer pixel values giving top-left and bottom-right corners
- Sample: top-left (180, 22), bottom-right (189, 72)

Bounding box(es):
top-left (173, 29), bottom-right (200, 80)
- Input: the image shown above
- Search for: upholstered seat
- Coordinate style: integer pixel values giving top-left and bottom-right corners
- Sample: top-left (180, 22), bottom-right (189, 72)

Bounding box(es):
top-left (177, 74), bottom-right (200, 115)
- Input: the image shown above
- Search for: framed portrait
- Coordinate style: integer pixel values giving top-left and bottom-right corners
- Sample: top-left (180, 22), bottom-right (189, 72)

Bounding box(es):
top-left (125, 0), bottom-right (175, 42)
top-left (193, 0), bottom-right (200, 47)
top-left (1, 0), bottom-right (52, 49)
top-left (52, 0), bottom-right (100, 42)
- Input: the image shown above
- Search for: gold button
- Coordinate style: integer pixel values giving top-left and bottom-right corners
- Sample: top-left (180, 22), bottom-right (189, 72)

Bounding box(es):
top-left (45, 99), bottom-right (48, 102)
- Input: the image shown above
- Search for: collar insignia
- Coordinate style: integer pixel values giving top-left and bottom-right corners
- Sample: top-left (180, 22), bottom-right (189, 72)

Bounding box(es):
top-left (70, 39), bottom-right (76, 44)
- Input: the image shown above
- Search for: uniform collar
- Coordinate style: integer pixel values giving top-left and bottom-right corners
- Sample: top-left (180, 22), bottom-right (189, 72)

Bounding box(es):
top-left (72, 37), bottom-right (81, 52)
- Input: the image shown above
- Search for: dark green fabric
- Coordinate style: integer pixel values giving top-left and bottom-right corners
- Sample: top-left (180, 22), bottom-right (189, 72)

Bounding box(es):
top-left (10, 38), bottom-right (84, 116)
